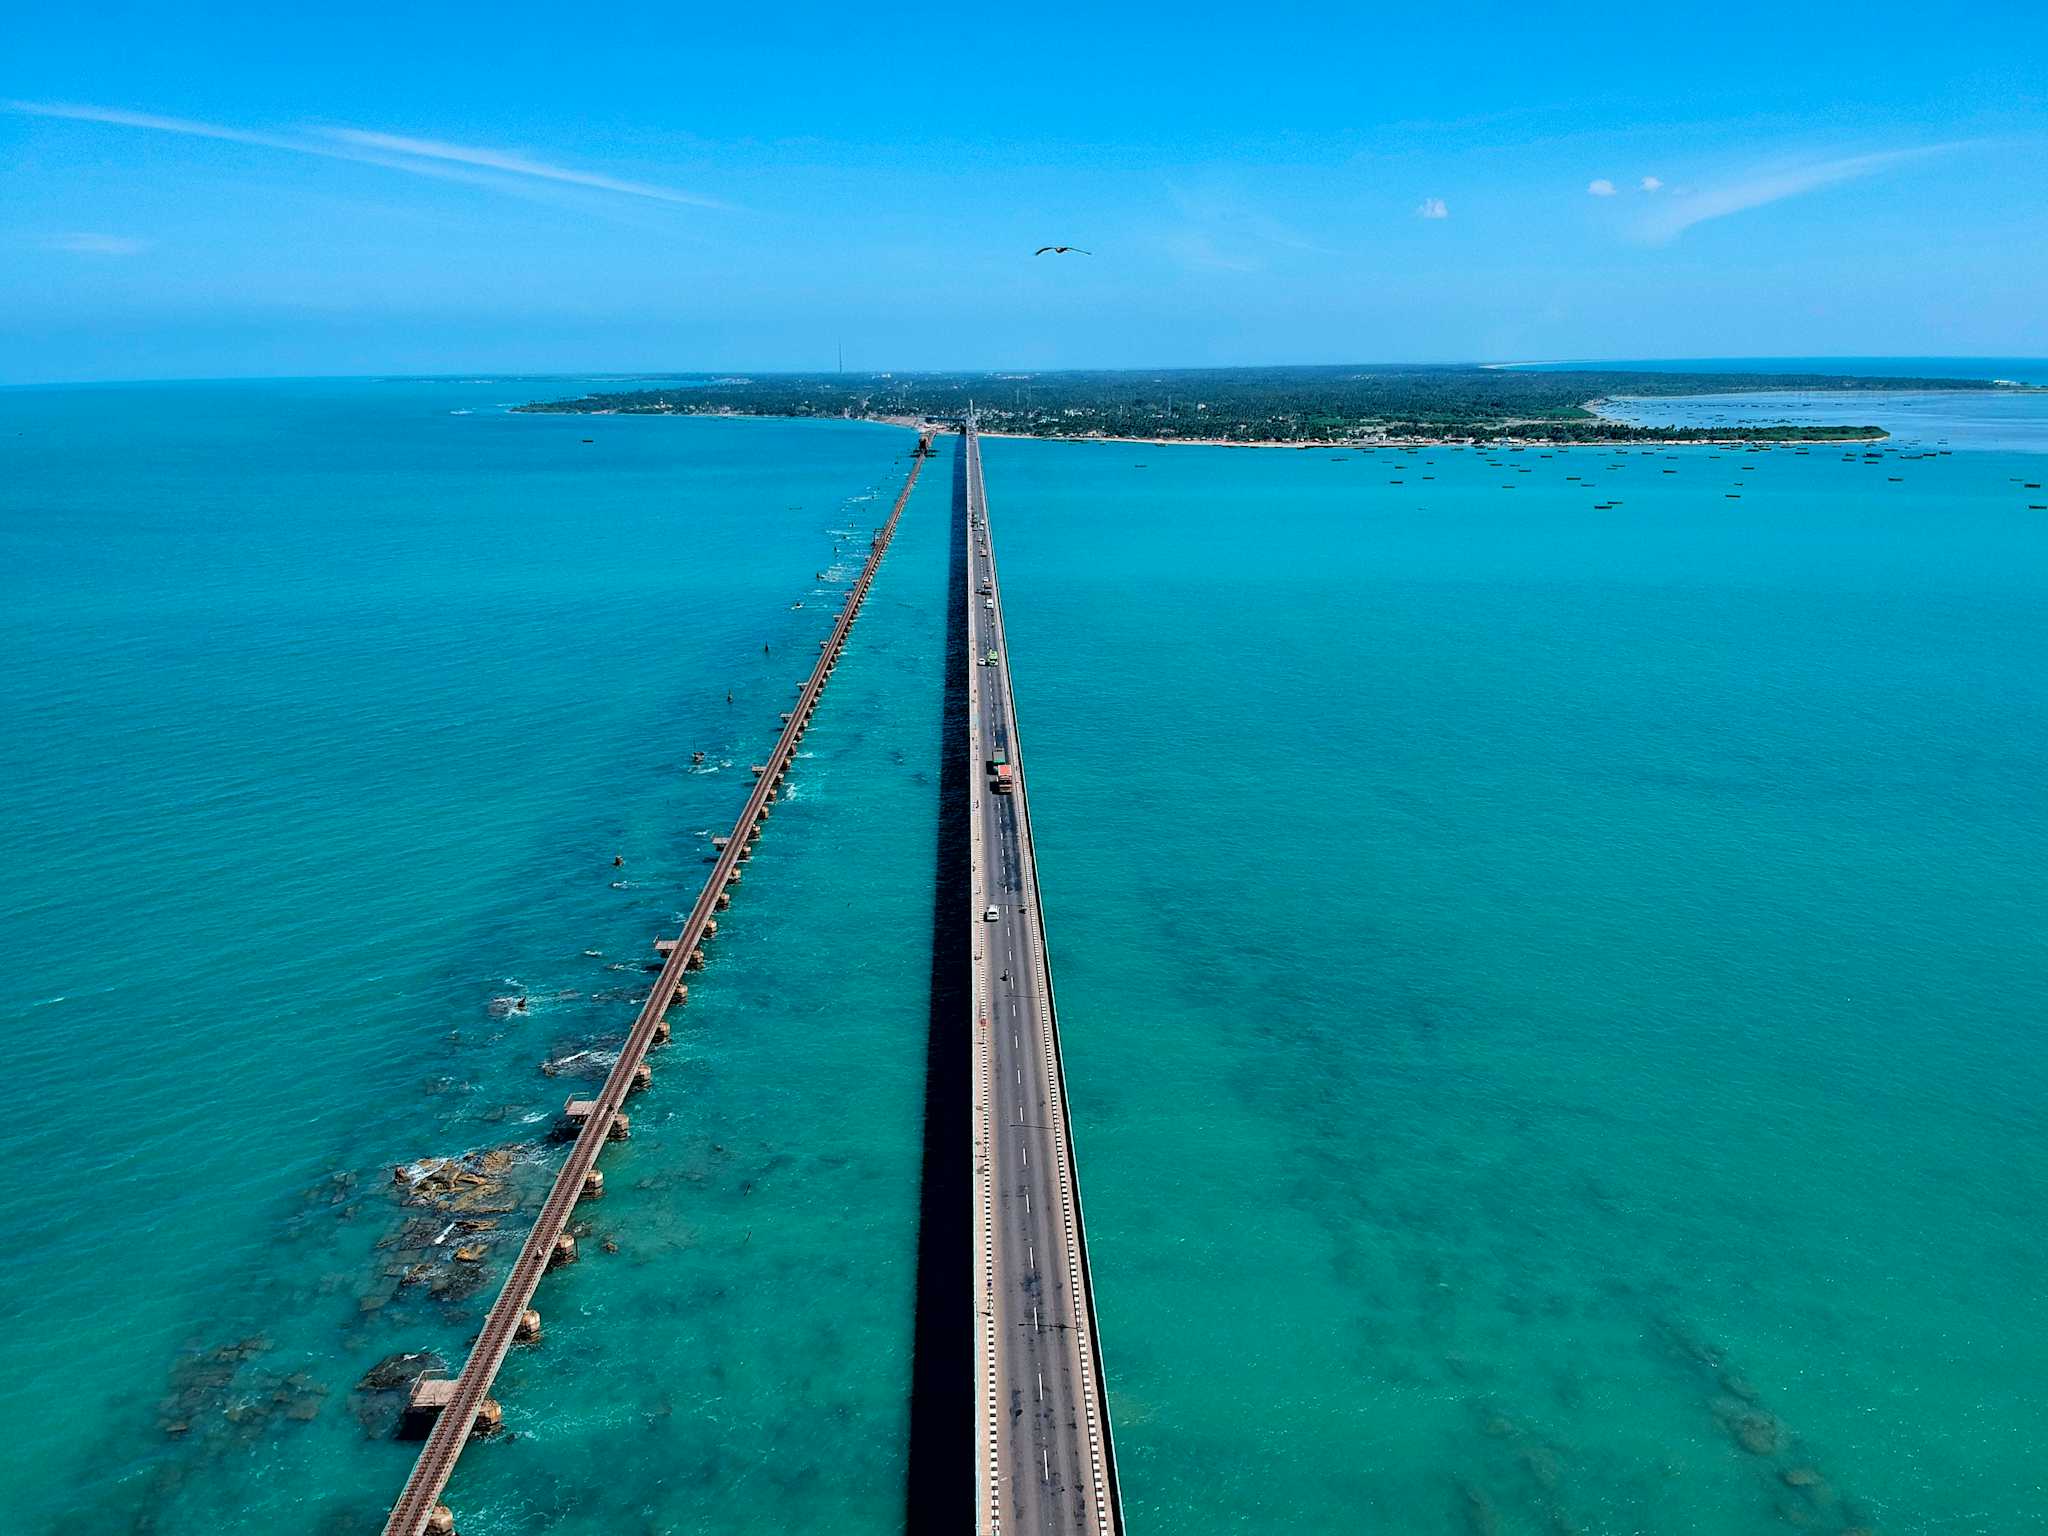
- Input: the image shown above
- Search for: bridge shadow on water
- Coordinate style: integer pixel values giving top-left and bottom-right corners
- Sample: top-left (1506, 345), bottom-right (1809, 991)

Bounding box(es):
top-left (905, 433), bottom-right (971, 1529)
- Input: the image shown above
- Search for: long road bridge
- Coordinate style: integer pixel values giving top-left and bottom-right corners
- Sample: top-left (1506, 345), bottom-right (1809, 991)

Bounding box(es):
top-left (382, 432), bottom-right (932, 1536)
top-left (964, 418), bottom-right (1123, 1535)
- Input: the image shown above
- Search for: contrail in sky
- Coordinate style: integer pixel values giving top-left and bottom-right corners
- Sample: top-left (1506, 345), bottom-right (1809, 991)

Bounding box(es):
top-left (5, 99), bottom-right (726, 210)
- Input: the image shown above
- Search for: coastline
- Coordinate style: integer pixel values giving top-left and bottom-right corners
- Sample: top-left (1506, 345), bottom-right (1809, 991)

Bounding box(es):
top-left (519, 404), bottom-right (1889, 449)
top-left (969, 425), bottom-right (1892, 449)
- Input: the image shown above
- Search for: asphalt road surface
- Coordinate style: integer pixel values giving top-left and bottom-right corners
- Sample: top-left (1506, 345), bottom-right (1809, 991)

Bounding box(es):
top-left (964, 422), bottom-right (1119, 1536)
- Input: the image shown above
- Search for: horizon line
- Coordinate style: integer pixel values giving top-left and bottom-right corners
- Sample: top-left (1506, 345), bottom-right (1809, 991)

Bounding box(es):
top-left (6, 354), bottom-right (2041, 391)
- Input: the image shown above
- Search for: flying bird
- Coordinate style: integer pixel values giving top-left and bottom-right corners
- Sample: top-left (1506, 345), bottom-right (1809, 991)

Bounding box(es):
top-left (1034, 245), bottom-right (1091, 255)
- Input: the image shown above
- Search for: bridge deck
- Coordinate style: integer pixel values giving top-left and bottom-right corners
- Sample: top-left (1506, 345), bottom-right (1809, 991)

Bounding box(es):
top-left (382, 431), bottom-right (931, 1536)
top-left (965, 421), bottom-right (1122, 1535)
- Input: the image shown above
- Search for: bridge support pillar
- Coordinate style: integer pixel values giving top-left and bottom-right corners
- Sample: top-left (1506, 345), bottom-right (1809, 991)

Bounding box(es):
top-left (651, 1018), bottom-right (671, 1045)
top-left (686, 948), bottom-right (705, 971)
top-left (582, 1168), bottom-right (605, 1199)
top-left (550, 1233), bottom-right (578, 1268)
top-left (427, 1504), bottom-right (455, 1536)
top-left (401, 1378), bottom-right (503, 1440)
top-left (562, 1099), bottom-right (629, 1140)
top-left (515, 1309), bottom-right (542, 1344)
top-left (629, 1062), bottom-right (652, 1094)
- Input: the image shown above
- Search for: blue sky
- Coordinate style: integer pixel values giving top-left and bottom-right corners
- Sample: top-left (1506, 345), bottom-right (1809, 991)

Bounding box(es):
top-left (3, 1), bottom-right (2044, 382)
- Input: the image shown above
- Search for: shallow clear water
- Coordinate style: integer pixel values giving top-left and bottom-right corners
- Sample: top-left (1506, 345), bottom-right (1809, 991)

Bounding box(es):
top-left (0, 382), bottom-right (945, 1533)
top-left (1599, 388), bottom-right (2048, 453)
top-left (986, 431), bottom-right (2048, 1535)
top-left (5, 385), bottom-right (2046, 1536)
top-left (1515, 358), bottom-right (2048, 388)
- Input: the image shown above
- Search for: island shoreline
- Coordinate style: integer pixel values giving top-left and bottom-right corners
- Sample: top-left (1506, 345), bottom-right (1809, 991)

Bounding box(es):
top-left (512, 363), bottom-right (2034, 447)
top-left (517, 402), bottom-right (1892, 449)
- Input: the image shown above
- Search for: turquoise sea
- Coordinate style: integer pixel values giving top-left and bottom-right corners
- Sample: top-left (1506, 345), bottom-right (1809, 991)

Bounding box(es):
top-left (0, 383), bottom-right (946, 1533)
top-left (4, 376), bottom-right (2047, 1535)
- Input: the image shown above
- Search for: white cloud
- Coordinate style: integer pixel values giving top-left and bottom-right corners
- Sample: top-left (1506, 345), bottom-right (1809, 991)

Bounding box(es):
top-left (320, 129), bottom-right (726, 209)
top-left (8, 99), bottom-right (302, 151)
top-left (45, 232), bottom-right (150, 256)
top-left (4, 99), bottom-right (725, 210)
top-left (1587, 178), bottom-right (1617, 196)
top-left (1415, 196), bottom-right (1449, 220)
top-left (1638, 145), bottom-right (1956, 242)
top-left (1640, 176), bottom-right (1664, 192)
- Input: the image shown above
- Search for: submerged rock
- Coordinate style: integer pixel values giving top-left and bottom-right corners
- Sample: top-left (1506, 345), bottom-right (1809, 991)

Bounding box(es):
top-left (445, 1190), bottom-right (518, 1215)
top-left (391, 1146), bottom-right (527, 1217)
top-left (155, 1338), bottom-right (321, 1446)
top-left (1732, 1412), bottom-right (1780, 1455)
top-left (1519, 1444), bottom-right (1562, 1492)
top-left (428, 1263), bottom-right (489, 1302)
top-left (1458, 1482), bottom-right (1502, 1536)
top-left (355, 1352), bottom-right (439, 1395)
top-left (276, 1375), bottom-right (328, 1423)
top-left (381, 1216), bottom-right (445, 1252)
top-left (350, 1351), bottom-right (445, 1437)
top-left (301, 1169), bottom-right (359, 1211)
top-left (1719, 1371), bottom-right (1760, 1403)
top-left (357, 1287), bottom-right (394, 1314)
